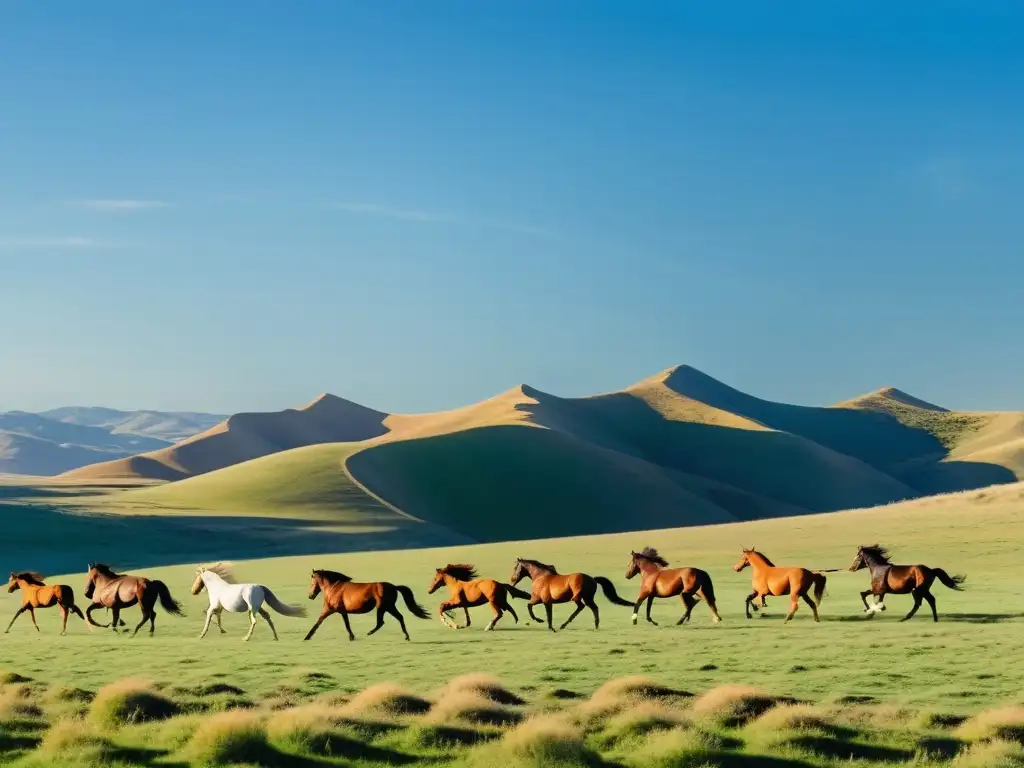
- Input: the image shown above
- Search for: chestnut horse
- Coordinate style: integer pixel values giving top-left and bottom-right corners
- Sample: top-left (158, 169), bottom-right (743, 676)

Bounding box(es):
top-left (625, 548), bottom-right (722, 626)
top-left (509, 558), bottom-right (633, 632)
top-left (427, 564), bottom-right (531, 631)
top-left (84, 563), bottom-right (184, 636)
top-left (850, 544), bottom-right (966, 622)
top-left (304, 569), bottom-right (430, 641)
top-left (6, 572), bottom-right (91, 635)
top-left (733, 547), bottom-right (829, 623)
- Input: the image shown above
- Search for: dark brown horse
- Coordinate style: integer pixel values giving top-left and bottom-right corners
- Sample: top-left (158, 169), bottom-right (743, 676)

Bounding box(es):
top-left (6, 572), bottom-right (91, 635)
top-left (625, 548), bottom-right (722, 626)
top-left (84, 563), bottom-right (184, 636)
top-left (850, 544), bottom-right (966, 622)
top-left (733, 547), bottom-right (828, 623)
top-left (303, 569), bottom-right (430, 641)
top-left (509, 558), bottom-right (633, 631)
top-left (427, 564), bottom-right (531, 631)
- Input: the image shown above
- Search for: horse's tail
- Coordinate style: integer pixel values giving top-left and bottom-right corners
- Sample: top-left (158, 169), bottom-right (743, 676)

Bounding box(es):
top-left (262, 587), bottom-right (307, 617)
top-left (154, 580), bottom-right (185, 616)
top-left (505, 585), bottom-right (533, 601)
top-left (396, 585), bottom-right (431, 619)
top-left (811, 572), bottom-right (828, 605)
top-left (594, 576), bottom-right (633, 607)
top-left (934, 569), bottom-right (967, 591)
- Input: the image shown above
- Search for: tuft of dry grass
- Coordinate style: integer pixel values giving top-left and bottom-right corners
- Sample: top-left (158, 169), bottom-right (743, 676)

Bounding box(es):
top-left (578, 676), bottom-right (687, 720)
top-left (88, 678), bottom-right (179, 728)
top-left (428, 689), bottom-right (522, 727)
top-left (438, 674), bottom-right (526, 706)
top-left (632, 726), bottom-right (734, 768)
top-left (690, 684), bottom-right (789, 727)
top-left (956, 705), bottom-right (1024, 744)
top-left (185, 709), bottom-right (272, 765)
top-left (952, 738), bottom-right (1024, 767)
top-left (0, 683), bottom-right (44, 722)
top-left (37, 718), bottom-right (114, 762)
top-left (339, 683), bottom-right (431, 717)
top-left (0, 671), bottom-right (31, 685)
top-left (597, 701), bottom-right (690, 747)
top-left (470, 714), bottom-right (599, 767)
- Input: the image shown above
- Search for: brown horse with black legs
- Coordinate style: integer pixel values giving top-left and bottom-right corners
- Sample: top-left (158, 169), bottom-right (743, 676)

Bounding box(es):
top-left (509, 558), bottom-right (633, 632)
top-left (6, 572), bottom-right (92, 636)
top-left (303, 569), bottom-right (430, 641)
top-left (84, 563), bottom-right (184, 636)
top-left (625, 548), bottom-right (722, 626)
top-left (733, 547), bottom-right (828, 623)
top-left (850, 544), bottom-right (966, 622)
top-left (427, 564), bottom-right (531, 631)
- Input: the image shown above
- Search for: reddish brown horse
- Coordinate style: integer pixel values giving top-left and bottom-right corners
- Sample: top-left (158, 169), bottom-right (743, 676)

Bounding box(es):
top-left (733, 547), bottom-right (828, 623)
top-left (84, 563), bottom-right (184, 636)
top-left (303, 569), bottom-right (430, 641)
top-left (509, 558), bottom-right (633, 631)
top-left (625, 548), bottom-right (722, 626)
top-left (428, 564), bottom-right (531, 631)
top-left (6, 572), bottom-right (91, 636)
top-left (850, 544), bottom-right (966, 622)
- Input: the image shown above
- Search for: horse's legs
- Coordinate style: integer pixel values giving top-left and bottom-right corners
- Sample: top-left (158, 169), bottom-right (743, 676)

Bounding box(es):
top-left (258, 608), bottom-right (279, 640)
top-left (677, 593), bottom-right (697, 625)
top-left (303, 609), bottom-right (335, 641)
top-left (367, 604), bottom-right (387, 636)
top-left (60, 606), bottom-right (69, 635)
top-left (744, 590), bottom-right (759, 619)
top-left (860, 589), bottom-right (874, 612)
top-left (923, 591), bottom-right (939, 622)
top-left (132, 608), bottom-right (154, 637)
top-left (200, 607), bottom-right (216, 639)
top-left (85, 603), bottom-right (110, 628)
top-left (215, 609), bottom-right (226, 634)
top-left (4, 605), bottom-right (29, 633)
top-left (543, 602), bottom-right (555, 633)
top-left (110, 607), bottom-right (122, 633)
top-left (699, 585), bottom-right (722, 624)
top-left (901, 591), bottom-right (924, 622)
top-left (244, 610), bottom-right (258, 641)
top-left (527, 601), bottom-right (542, 624)
top-left (500, 595), bottom-right (519, 624)
top-left (801, 593), bottom-right (820, 622)
top-left (387, 605), bottom-right (411, 640)
top-left (784, 596), bottom-right (800, 623)
top-left (26, 606), bottom-right (40, 632)
top-left (462, 607), bottom-right (471, 628)
top-left (437, 601), bottom-right (458, 629)
top-left (631, 590), bottom-right (652, 626)
top-left (484, 600), bottom-right (503, 631)
top-left (559, 600), bottom-right (586, 630)
top-left (69, 604), bottom-right (91, 632)
top-left (587, 596), bottom-right (600, 630)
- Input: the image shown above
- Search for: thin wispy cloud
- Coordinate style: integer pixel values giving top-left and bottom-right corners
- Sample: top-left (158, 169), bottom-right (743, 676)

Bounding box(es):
top-left (332, 202), bottom-right (455, 223)
top-left (0, 236), bottom-right (134, 250)
top-left (72, 199), bottom-right (171, 212)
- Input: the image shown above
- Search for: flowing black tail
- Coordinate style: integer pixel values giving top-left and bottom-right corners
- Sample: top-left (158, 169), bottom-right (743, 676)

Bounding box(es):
top-left (934, 569), bottom-right (966, 591)
top-left (154, 580), bottom-right (185, 616)
top-left (506, 585), bottom-right (533, 601)
top-left (594, 576), bottom-right (633, 607)
top-left (396, 585), bottom-right (431, 619)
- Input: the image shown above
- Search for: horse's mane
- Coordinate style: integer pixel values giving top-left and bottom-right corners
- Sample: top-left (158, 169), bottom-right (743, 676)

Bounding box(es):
top-left (313, 569), bottom-right (352, 583)
top-left (634, 547), bottom-right (669, 568)
top-left (859, 544), bottom-right (891, 563)
top-left (440, 564), bottom-right (478, 581)
top-left (12, 571), bottom-right (46, 586)
top-left (90, 563), bottom-right (120, 578)
top-left (744, 549), bottom-right (776, 567)
top-left (518, 558), bottom-right (558, 574)
top-left (202, 563), bottom-right (236, 583)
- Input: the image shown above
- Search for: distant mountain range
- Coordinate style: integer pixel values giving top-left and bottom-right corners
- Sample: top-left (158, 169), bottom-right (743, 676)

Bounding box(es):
top-left (52, 366), bottom-right (1023, 541)
top-left (0, 407), bottom-right (225, 476)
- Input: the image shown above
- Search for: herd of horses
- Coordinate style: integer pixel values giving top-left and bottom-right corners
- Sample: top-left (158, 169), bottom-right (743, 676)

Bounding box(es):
top-left (4, 545), bottom-right (967, 640)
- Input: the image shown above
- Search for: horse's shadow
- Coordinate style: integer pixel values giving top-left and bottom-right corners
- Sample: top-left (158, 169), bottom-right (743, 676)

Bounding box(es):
top-left (822, 612), bottom-right (1024, 624)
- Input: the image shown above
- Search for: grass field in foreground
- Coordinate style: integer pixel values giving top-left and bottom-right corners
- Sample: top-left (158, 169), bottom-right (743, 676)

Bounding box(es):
top-left (2, 482), bottom-right (1022, 721)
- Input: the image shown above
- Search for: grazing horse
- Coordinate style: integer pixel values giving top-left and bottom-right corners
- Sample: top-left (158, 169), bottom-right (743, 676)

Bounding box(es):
top-left (191, 564), bottom-right (306, 641)
top-left (733, 547), bottom-right (828, 623)
top-left (850, 544), bottom-right (966, 622)
top-left (625, 548), bottom-right (722, 626)
top-left (303, 569), bottom-right (430, 641)
top-left (6, 572), bottom-right (91, 636)
top-left (427, 564), bottom-right (531, 631)
top-left (509, 558), bottom-right (633, 632)
top-left (84, 563), bottom-right (184, 636)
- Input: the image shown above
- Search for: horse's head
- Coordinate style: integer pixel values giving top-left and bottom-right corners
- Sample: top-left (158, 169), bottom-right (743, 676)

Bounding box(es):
top-left (626, 552), bottom-right (641, 580)
top-left (308, 570), bottom-right (322, 600)
top-left (191, 567), bottom-right (208, 596)
top-left (849, 548), bottom-right (867, 572)
top-left (733, 547), bottom-right (755, 572)
top-left (427, 568), bottom-right (445, 594)
top-left (6, 573), bottom-right (18, 593)
top-left (509, 559), bottom-right (527, 586)
top-left (84, 564), bottom-right (98, 599)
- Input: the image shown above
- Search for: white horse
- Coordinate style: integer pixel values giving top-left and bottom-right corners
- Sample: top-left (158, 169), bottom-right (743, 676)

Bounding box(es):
top-left (191, 564), bottom-right (306, 641)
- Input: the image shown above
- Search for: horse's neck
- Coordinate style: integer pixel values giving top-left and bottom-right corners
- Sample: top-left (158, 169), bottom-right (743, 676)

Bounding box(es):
top-left (524, 563), bottom-right (552, 579)
top-left (864, 555), bottom-right (890, 575)
top-left (203, 573), bottom-right (229, 593)
top-left (637, 560), bottom-right (661, 574)
top-left (747, 552), bottom-right (774, 572)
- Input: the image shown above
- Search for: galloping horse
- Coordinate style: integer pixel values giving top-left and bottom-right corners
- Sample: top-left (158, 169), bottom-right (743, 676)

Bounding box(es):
top-left (850, 544), bottom-right (966, 622)
top-left (427, 564), bottom-right (531, 631)
top-left (303, 569), bottom-right (430, 641)
top-left (509, 558), bottom-right (633, 632)
top-left (191, 564), bottom-right (306, 641)
top-left (733, 548), bottom-right (828, 623)
top-left (6, 572), bottom-right (91, 635)
top-left (84, 563), bottom-right (184, 636)
top-left (625, 548), bottom-right (722, 626)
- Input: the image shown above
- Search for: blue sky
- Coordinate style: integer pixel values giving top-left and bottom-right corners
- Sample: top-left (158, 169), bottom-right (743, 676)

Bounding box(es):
top-left (2, 2), bottom-right (1022, 414)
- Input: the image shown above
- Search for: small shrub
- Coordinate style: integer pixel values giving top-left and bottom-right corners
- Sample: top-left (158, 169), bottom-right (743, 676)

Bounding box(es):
top-left (89, 678), bottom-right (179, 727)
